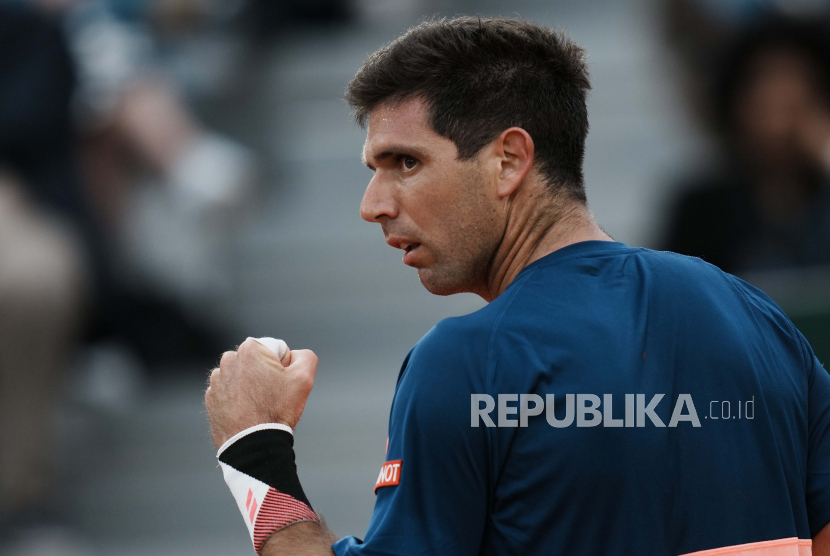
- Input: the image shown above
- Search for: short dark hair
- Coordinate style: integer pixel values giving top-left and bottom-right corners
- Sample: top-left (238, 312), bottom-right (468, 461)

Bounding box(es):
top-left (345, 17), bottom-right (591, 202)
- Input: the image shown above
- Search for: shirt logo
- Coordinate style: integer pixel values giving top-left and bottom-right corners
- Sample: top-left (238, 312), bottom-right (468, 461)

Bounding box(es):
top-left (374, 460), bottom-right (402, 493)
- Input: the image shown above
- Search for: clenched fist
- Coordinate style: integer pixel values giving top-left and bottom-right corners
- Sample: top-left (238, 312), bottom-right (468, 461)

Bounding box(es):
top-left (205, 337), bottom-right (318, 448)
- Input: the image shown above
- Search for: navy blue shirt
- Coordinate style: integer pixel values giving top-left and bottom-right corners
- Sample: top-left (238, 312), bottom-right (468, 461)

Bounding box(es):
top-left (332, 241), bottom-right (830, 556)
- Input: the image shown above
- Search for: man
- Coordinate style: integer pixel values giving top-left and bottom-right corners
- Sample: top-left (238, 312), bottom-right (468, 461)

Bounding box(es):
top-left (664, 17), bottom-right (830, 274)
top-left (205, 17), bottom-right (830, 556)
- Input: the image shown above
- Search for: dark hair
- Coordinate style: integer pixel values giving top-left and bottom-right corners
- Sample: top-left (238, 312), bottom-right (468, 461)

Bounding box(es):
top-left (345, 17), bottom-right (591, 202)
top-left (715, 16), bottom-right (830, 131)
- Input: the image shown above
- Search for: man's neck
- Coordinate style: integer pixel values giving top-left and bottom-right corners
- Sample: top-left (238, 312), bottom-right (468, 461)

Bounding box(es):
top-left (481, 193), bottom-right (613, 302)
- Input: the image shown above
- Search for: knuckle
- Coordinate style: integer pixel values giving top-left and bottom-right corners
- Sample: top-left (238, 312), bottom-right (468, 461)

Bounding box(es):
top-left (296, 349), bottom-right (319, 366)
top-left (219, 350), bottom-right (236, 369)
top-left (237, 338), bottom-right (257, 357)
top-left (238, 338), bottom-right (280, 367)
top-left (297, 369), bottom-right (316, 390)
top-left (305, 355), bottom-right (319, 377)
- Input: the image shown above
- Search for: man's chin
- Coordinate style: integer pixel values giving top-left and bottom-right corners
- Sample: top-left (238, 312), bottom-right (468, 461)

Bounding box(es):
top-left (417, 268), bottom-right (470, 297)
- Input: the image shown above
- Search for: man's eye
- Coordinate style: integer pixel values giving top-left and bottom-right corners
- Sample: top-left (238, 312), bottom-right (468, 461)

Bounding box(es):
top-left (402, 156), bottom-right (417, 170)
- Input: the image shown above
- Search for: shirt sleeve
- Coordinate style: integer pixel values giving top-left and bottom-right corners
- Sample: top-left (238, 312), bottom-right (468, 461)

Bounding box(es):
top-left (332, 319), bottom-right (493, 556)
top-left (805, 336), bottom-right (830, 536)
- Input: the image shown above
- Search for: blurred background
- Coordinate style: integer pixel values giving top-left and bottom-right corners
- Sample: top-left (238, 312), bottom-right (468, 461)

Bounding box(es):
top-left (0, 0), bottom-right (829, 554)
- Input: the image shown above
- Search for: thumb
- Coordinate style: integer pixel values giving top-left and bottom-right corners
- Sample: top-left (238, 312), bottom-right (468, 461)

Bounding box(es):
top-left (286, 349), bottom-right (319, 382)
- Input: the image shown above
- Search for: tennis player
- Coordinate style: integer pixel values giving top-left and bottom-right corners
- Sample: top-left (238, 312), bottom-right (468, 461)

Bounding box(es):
top-left (205, 17), bottom-right (830, 556)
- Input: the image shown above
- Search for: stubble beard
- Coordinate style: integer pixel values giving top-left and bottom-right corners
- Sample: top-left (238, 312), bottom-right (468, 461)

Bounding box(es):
top-left (417, 165), bottom-right (502, 297)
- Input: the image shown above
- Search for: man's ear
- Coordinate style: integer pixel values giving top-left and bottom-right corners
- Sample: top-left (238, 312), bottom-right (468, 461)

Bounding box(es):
top-left (494, 127), bottom-right (534, 199)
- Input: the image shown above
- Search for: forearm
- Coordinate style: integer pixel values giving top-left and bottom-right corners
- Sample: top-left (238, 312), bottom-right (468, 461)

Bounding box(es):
top-left (262, 520), bottom-right (338, 555)
top-left (215, 426), bottom-right (330, 554)
top-left (206, 338), bottom-right (333, 555)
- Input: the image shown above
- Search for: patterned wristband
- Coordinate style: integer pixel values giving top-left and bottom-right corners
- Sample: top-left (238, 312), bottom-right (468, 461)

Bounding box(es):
top-left (217, 426), bottom-right (319, 553)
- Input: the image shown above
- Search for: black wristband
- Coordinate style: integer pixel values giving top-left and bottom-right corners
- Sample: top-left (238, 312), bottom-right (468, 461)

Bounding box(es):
top-left (217, 428), bottom-right (319, 553)
top-left (219, 429), bottom-right (314, 511)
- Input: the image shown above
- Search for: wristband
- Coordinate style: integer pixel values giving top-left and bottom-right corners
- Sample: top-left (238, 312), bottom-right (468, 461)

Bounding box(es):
top-left (217, 425), bottom-right (319, 553)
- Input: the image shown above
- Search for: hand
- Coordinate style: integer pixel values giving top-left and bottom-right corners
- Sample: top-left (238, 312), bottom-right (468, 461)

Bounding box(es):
top-left (205, 338), bottom-right (318, 448)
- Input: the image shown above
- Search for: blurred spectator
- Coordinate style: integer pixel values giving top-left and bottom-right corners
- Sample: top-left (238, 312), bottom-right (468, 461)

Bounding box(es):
top-left (663, 16), bottom-right (830, 274)
top-left (0, 172), bottom-right (85, 531)
top-left (0, 0), bottom-right (248, 532)
top-left (0, 4), bottom-right (87, 534)
top-left (0, 0), bottom-right (242, 369)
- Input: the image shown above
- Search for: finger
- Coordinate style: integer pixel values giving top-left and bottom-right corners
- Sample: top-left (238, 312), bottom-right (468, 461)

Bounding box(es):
top-left (241, 337), bottom-right (291, 367)
top-left (288, 348), bottom-right (317, 366)
top-left (208, 367), bottom-right (220, 387)
top-left (237, 337), bottom-right (282, 370)
top-left (219, 350), bottom-right (237, 371)
top-left (287, 349), bottom-right (319, 382)
top-left (249, 336), bottom-right (292, 366)
top-left (204, 385), bottom-right (214, 413)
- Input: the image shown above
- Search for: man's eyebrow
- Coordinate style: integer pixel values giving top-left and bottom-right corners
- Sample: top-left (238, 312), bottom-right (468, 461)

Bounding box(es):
top-left (362, 145), bottom-right (429, 170)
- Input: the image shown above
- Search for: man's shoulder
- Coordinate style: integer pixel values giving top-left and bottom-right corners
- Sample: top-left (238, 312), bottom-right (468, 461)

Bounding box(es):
top-left (395, 309), bottom-right (501, 398)
top-left (615, 249), bottom-right (806, 364)
top-left (410, 309), bottom-right (499, 366)
top-left (642, 248), bottom-right (789, 313)
top-left (492, 245), bottom-right (728, 318)
top-left (387, 311), bottom-right (496, 460)
top-left (431, 306), bottom-right (500, 339)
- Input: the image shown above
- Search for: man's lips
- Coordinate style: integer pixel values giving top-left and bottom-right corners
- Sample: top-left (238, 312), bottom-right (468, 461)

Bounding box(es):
top-left (385, 236), bottom-right (420, 250)
top-left (385, 236), bottom-right (423, 265)
top-left (402, 244), bottom-right (422, 266)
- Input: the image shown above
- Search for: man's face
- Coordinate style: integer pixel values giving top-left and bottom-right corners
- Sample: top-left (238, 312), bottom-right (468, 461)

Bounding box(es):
top-left (360, 98), bottom-right (503, 296)
top-left (734, 48), bottom-right (825, 170)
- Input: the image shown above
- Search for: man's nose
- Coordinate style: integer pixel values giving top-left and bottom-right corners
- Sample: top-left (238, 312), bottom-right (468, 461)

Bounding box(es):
top-left (360, 174), bottom-right (398, 223)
